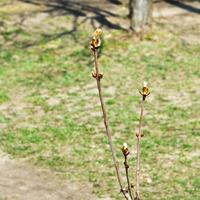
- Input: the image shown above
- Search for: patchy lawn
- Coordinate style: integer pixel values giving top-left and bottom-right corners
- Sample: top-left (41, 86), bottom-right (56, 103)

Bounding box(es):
top-left (0, 0), bottom-right (199, 199)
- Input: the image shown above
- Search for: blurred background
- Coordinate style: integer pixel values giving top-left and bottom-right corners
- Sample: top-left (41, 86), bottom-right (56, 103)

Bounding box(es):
top-left (0, 0), bottom-right (199, 200)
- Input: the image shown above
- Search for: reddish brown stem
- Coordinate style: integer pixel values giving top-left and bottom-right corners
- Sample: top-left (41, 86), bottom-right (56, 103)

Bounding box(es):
top-left (135, 99), bottom-right (144, 200)
top-left (93, 49), bottom-right (131, 200)
top-left (124, 155), bottom-right (134, 200)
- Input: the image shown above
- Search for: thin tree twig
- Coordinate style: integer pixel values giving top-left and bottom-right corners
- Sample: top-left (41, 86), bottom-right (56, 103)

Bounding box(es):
top-left (124, 157), bottom-right (134, 200)
top-left (135, 82), bottom-right (150, 200)
top-left (122, 144), bottom-right (134, 200)
top-left (135, 99), bottom-right (144, 200)
top-left (92, 48), bottom-right (131, 200)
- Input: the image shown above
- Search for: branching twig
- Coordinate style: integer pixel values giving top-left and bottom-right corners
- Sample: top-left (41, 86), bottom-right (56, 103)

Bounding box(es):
top-left (90, 29), bottom-right (131, 200)
top-left (90, 29), bottom-right (150, 200)
top-left (122, 143), bottom-right (134, 200)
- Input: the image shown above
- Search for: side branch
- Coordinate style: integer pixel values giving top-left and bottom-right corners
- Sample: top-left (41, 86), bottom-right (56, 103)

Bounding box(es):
top-left (92, 49), bottom-right (131, 200)
top-left (124, 155), bottom-right (134, 200)
top-left (135, 99), bottom-right (144, 200)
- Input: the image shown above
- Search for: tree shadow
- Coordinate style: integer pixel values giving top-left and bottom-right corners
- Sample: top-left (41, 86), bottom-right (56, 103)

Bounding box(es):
top-left (20, 0), bottom-right (126, 30)
top-left (165, 0), bottom-right (200, 14)
top-left (107, 0), bottom-right (122, 5)
top-left (18, 0), bottom-right (127, 47)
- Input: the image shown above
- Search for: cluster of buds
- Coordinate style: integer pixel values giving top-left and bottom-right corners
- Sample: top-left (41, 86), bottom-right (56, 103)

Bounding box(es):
top-left (90, 28), bottom-right (102, 51)
top-left (136, 132), bottom-right (144, 138)
top-left (121, 143), bottom-right (130, 157)
top-left (92, 71), bottom-right (103, 80)
top-left (139, 81), bottom-right (150, 101)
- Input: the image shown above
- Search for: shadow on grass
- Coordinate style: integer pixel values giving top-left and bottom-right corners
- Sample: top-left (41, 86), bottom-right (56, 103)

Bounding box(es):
top-left (16, 0), bottom-right (127, 47)
top-left (20, 0), bottom-right (126, 29)
top-left (165, 0), bottom-right (200, 14)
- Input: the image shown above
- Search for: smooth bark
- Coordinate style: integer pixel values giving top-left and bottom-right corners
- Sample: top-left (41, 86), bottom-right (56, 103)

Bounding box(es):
top-left (129, 0), bottom-right (153, 32)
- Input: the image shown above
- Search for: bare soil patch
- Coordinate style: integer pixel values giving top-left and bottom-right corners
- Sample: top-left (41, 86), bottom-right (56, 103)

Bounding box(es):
top-left (0, 151), bottom-right (110, 200)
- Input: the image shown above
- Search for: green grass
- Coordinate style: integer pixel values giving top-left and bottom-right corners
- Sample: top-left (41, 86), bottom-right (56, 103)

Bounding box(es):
top-left (0, 1), bottom-right (199, 200)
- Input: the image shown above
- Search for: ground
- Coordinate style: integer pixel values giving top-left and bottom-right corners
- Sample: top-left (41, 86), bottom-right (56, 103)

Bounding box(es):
top-left (0, 0), bottom-right (199, 200)
top-left (0, 151), bottom-right (108, 200)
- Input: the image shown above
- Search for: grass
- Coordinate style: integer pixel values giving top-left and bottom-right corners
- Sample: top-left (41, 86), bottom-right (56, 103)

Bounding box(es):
top-left (0, 1), bottom-right (199, 199)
